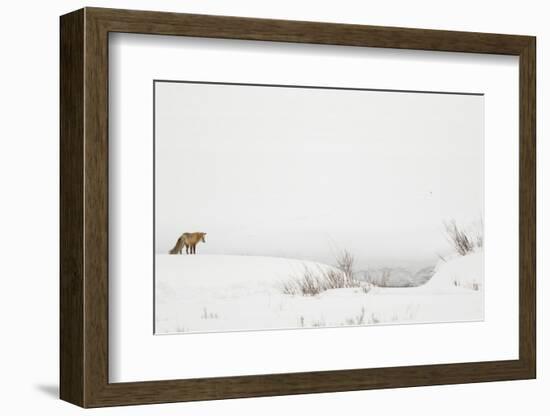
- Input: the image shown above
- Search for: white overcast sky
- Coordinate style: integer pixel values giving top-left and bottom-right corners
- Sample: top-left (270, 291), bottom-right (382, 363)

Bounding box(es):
top-left (154, 81), bottom-right (483, 269)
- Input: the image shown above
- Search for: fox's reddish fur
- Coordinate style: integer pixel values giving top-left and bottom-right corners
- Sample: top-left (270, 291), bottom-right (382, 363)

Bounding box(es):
top-left (169, 232), bottom-right (207, 255)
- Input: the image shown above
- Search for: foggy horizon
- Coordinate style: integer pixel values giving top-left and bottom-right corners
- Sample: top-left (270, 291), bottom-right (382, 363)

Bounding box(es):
top-left (154, 81), bottom-right (483, 269)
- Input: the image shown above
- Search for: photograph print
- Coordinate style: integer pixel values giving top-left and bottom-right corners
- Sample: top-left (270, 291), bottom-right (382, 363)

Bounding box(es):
top-left (154, 80), bottom-right (484, 335)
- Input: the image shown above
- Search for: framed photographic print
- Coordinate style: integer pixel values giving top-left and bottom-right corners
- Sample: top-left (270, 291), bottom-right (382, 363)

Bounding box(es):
top-left (60, 7), bottom-right (536, 407)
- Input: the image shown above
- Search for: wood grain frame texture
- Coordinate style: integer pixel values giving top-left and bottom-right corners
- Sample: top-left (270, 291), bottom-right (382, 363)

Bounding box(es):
top-left (60, 7), bottom-right (536, 408)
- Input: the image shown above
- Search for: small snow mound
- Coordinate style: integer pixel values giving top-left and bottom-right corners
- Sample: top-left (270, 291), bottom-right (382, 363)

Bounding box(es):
top-left (422, 251), bottom-right (483, 292)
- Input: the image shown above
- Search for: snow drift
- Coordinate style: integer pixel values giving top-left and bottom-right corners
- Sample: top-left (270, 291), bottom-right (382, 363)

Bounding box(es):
top-left (421, 251), bottom-right (483, 292)
top-left (155, 254), bottom-right (483, 334)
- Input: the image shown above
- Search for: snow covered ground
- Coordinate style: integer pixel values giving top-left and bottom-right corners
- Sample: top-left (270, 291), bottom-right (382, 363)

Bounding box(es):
top-left (155, 252), bottom-right (483, 334)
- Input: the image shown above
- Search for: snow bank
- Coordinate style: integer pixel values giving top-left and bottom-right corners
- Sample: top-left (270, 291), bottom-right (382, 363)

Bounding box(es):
top-left (422, 251), bottom-right (483, 292)
top-left (155, 254), bottom-right (483, 334)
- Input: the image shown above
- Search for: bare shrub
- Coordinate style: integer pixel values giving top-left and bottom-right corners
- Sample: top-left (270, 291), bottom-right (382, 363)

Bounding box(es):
top-left (320, 269), bottom-right (345, 289)
top-left (361, 284), bottom-right (372, 294)
top-left (299, 267), bottom-right (323, 294)
top-left (329, 250), bottom-right (360, 288)
top-left (452, 277), bottom-right (481, 291)
top-left (322, 252), bottom-right (358, 290)
top-left (201, 307), bottom-right (218, 320)
top-left (282, 266), bottom-right (324, 296)
top-left (476, 232), bottom-right (483, 249)
top-left (343, 308), bottom-right (383, 326)
top-left (368, 313), bottom-right (381, 324)
top-left (444, 219), bottom-right (483, 256)
top-left (336, 250), bottom-right (354, 280)
top-left (350, 307), bottom-right (366, 325)
top-left (281, 250), bottom-right (364, 296)
top-left (436, 252), bottom-right (447, 263)
top-left (311, 319), bottom-right (326, 327)
top-left (281, 280), bottom-right (299, 295)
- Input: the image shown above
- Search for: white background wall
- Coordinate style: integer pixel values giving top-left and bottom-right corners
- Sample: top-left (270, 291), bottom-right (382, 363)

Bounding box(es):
top-left (0, 0), bottom-right (545, 414)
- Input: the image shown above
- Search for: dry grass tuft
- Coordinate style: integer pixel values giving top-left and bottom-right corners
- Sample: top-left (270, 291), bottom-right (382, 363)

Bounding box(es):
top-left (444, 219), bottom-right (483, 256)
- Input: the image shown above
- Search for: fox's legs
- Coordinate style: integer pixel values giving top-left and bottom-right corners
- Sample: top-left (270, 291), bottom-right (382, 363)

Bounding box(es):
top-left (182, 242), bottom-right (199, 254)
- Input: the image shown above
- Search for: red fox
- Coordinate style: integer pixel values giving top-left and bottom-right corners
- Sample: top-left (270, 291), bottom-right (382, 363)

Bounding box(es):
top-left (169, 232), bottom-right (207, 255)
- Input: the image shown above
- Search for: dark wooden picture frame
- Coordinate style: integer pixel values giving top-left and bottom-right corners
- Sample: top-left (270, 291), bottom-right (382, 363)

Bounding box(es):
top-left (60, 7), bottom-right (536, 408)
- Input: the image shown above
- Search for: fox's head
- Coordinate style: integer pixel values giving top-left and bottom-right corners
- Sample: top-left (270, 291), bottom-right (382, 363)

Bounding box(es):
top-left (200, 232), bottom-right (207, 243)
